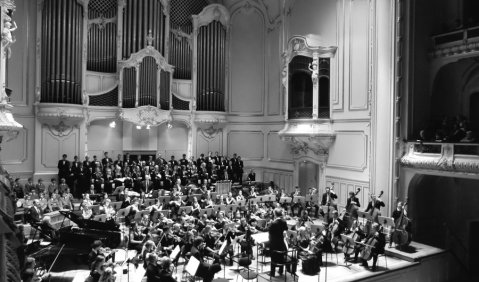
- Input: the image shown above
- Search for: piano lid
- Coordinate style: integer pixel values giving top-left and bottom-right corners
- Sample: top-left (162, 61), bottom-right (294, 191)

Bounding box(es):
top-left (59, 210), bottom-right (120, 231)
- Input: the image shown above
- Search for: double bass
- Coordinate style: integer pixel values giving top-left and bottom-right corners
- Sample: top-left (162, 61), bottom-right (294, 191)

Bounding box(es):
top-left (364, 191), bottom-right (383, 235)
top-left (392, 199), bottom-right (410, 246)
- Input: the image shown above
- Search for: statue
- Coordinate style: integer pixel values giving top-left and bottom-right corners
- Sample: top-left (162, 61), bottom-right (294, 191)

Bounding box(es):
top-left (308, 61), bottom-right (318, 84)
top-left (2, 16), bottom-right (16, 58)
top-left (2, 17), bottom-right (16, 46)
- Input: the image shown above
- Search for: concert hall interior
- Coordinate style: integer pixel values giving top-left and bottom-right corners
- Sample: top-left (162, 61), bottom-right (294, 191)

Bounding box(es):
top-left (0, 0), bottom-right (478, 281)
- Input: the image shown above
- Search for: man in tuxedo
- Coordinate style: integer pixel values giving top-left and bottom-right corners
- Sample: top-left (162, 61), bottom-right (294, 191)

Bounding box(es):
top-left (13, 178), bottom-right (24, 199)
top-left (26, 200), bottom-right (42, 223)
top-left (196, 153), bottom-right (205, 168)
top-left (169, 155), bottom-right (178, 168)
top-left (57, 154), bottom-right (70, 181)
top-left (269, 208), bottom-right (297, 277)
top-left (141, 175), bottom-right (154, 194)
top-left (179, 154), bottom-right (189, 167)
top-left (91, 155), bottom-right (102, 172)
top-left (365, 193), bottom-right (385, 223)
top-left (102, 152), bottom-right (113, 171)
top-left (83, 155), bottom-right (92, 171)
top-left (70, 155), bottom-right (82, 190)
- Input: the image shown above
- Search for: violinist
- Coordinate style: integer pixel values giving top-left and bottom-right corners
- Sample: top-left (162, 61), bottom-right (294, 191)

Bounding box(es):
top-left (129, 222), bottom-right (147, 251)
top-left (236, 190), bottom-right (245, 201)
top-left (225, 192), bottom-right (236, 205)
top-left (216, 225), bottom-right (236, 265)
top-left (141, 240), bottom-right (157, 268)
top-left (190, 237), bottom-right (222, 282)
top-left (191, 197), bottom-right (201, 217)
top-left (160, 226), bottom-right (180, 256)
top-left (158, 257), bottom-right (177, 282)
top-left (145, 253), bottom-right (162, 282)
top-left (354, 223), bottom-right (385, 271)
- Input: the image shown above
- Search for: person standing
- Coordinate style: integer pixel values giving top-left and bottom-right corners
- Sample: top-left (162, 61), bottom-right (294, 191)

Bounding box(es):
top-left (57, 154), bottom-right (70, 181)
top-left (269, 208), bottom-right (296, 277)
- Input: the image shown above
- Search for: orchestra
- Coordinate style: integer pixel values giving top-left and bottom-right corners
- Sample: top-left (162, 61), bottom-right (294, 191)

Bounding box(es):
top-left (15, 151), bottom-right (413, 281)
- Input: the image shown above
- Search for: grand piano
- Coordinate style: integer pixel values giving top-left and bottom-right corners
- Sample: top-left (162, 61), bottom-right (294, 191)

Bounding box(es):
top-left (29, 210), bottom-right (123, 272)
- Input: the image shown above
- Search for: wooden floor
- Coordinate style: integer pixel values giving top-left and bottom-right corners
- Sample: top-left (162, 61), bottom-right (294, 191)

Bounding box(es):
top-left (48, 241), bottom-right (446, 282)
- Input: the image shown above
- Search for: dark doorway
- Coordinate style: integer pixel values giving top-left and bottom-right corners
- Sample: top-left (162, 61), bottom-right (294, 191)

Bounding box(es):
top-left (470, 222), bottom-right (479, 274)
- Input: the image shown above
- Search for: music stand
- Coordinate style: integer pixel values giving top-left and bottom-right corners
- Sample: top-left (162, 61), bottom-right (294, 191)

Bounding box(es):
top-left (357, 211), bottom-right (373, 225)
top-left (378, 216), bottom-right (394, 227)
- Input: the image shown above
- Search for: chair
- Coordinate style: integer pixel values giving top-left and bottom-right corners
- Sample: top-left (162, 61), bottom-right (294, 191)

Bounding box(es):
top-left (236, 256), bottom-right (257, 282)
top-left (270, 249), bottom-right (298, 282)
top-left (377, 252), bottom-right (388, 269)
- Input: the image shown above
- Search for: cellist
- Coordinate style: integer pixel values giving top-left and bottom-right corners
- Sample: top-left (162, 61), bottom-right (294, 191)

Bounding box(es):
top-left (354, 223), bottom-right (385, 271)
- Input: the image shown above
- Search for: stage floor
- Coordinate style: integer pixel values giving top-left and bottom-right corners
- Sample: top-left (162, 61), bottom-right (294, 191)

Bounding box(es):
top-left (52, 240), bottom-right (446, 282)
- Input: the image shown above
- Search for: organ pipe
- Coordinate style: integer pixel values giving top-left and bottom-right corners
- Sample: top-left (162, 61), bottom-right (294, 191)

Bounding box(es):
top-left (196, 21), bottom-right (226, 111)
top-left (122, 0), bottom-right (167, 59)
top-left (87, 22), bottom-right (117, 73)
top-left (41, 0), bottom-right (83, 104)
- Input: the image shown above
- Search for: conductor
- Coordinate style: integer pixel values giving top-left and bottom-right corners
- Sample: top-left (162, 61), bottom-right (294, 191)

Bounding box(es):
top-left (269, 208), bottom-right (297, 277)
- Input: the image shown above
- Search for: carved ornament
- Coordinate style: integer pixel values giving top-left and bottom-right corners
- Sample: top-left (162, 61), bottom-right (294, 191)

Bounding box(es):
top-left (118, 46), bottom-right (174, 72)
top-left (88, 15), bottom-right (117, 30)
top-left (400, 142), bottom-right (479, 174)
top-left (35, 104), bottom-right (85, 127)
top-left (120, 106), bottom-right (171, 127)
top-left (278, 120), bottom-right (336, 157)
top-left (192, 4), bottom-right (230, 30)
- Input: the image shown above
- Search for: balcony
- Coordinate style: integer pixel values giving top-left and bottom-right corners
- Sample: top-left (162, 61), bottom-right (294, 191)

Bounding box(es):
top-left (431, 25), bottom-right (479, 58)
top-left (400, 141), bottom-right (479, 174)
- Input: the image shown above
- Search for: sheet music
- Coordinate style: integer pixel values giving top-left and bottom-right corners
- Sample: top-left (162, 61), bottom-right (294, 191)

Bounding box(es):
top-left (170, 245), bottom-right (180, 260)
top-left (251, 232), bottom-right (269, 243)
top-left (185, 256), bottom-right (200, 276)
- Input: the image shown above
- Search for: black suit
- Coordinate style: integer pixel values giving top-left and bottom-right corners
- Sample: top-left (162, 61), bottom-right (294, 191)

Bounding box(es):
top-left (145, 263), bottom-right (162, 282)
top-left (26, 206), bottom-right (42, 223)
top-left (321, 192), bottom-right (338, 206)
top-left (58, 159), bottom-right (70, 180)
top-left (269, 218), bottom-right (296, 276)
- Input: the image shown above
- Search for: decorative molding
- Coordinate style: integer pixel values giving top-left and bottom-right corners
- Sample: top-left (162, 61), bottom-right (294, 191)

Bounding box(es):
top-left (120, 105), bottom-right (172, 127)
top-left (200, 126), bottom-right (222, 140)
top-left (35, 104), bottom-right (85, 127)
top-left (88, 15), bottom-right (117, 30)
top-left (400, 142), bottom-right (479, 174)
top-left (192, 4), bottom-right (230, 30)
top-left (118, 46), bottom-right (173, 72)
top-left (47, 121), bottom-right (74, 137)
top-left (171, 28), bottom-right (192, 49)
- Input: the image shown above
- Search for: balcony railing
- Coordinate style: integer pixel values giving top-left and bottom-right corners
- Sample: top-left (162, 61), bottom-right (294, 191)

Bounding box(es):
top-left (401, 141), bottom-right (479, 174)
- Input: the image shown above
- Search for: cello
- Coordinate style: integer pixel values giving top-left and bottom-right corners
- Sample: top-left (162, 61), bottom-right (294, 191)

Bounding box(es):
top-left (392, 199), bottom-right (410, 247)
top-left (360, 225), bottom-right (385, 261)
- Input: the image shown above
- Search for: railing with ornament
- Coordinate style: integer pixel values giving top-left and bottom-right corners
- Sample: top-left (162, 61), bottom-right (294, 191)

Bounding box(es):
top-left (400, 141), bottom-right (479, 174)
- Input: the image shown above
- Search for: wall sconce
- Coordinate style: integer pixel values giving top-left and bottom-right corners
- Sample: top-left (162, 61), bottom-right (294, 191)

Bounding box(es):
top-left (109, 121), bottom-right (116, 128)
top-left (136, 125), bottom-right (141, 130)
top-left (167, 123), bottom-right (172, 129)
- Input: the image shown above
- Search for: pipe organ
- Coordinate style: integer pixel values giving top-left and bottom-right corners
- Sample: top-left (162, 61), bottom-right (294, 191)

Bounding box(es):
top-left (87, 0), bottom-right (117, 73)
top-left (37, 0), bottom-right (231, 121)
top-left (193, 5), bottom-right (230, 112)
top-left (40, 0), bottom-right (83, 104)
top-left (122, 0), bottom-right (169, 59)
